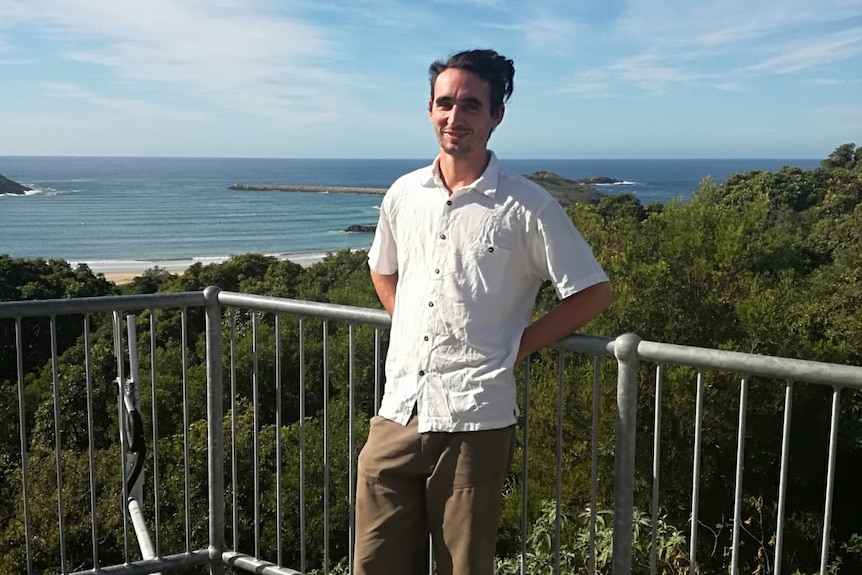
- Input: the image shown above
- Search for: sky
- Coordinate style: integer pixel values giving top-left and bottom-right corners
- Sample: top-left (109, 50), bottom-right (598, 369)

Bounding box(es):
top-left (0, 0), bottom-right (860, 159)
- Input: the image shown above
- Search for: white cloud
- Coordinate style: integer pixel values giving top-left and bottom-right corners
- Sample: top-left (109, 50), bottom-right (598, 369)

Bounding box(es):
top-left (746, 28), bottom-right (862, 74)
top-left (714, 81), bottom-right (746, 92)
top-left (430, 0), bottom-right (505, 7)
top-left (559, 53), bottom-right (693, 97)
top-left (554, 0), bottom-right (862, 98)
top-left (3, 0), bottom-right (364, 126)
top-left (518, 11), bottom-right (579, 53)
top-left (557, 75), bottom-right (613, 97)
top-left (42, 82), bottom-right (206, 121)
top-left (619, 0), bottom-right (862, 50)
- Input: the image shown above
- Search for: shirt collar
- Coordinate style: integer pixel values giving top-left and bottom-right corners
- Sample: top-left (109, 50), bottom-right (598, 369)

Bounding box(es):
top-left (421, 151), bottom-right (501, 198)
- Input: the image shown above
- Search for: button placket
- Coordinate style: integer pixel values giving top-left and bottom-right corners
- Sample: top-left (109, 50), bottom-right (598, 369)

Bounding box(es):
top-left (433, 201), bottom-right (450, 280)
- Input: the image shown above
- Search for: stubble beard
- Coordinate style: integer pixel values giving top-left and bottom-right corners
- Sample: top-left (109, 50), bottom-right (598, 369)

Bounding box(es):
top-left (437, 129), bottom-right (475, 158)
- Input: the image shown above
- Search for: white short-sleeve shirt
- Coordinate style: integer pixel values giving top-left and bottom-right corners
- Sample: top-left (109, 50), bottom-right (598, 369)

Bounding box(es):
top-left (368, 151), bottom-right (608, 432)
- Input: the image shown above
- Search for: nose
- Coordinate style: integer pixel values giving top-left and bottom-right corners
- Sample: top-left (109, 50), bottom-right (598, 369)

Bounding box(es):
top-left (448, 104), bottom-right (466, 126)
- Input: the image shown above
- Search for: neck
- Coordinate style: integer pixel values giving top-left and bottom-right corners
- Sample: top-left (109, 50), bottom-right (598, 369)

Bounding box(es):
top-left (438, 150), bottom-right (490, 193)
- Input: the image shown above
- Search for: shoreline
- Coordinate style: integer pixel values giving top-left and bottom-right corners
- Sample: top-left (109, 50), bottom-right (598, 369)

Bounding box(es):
top-left (80, 252), bottom-right (331, 285)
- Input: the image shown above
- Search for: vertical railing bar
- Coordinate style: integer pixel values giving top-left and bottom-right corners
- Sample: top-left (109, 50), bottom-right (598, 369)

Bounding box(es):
top-left (554, 349), bottom-right (565, 575)
top-left (276, 314), bottom-right (283, 566)
top-left (349, 324), bottom-right (356, 574)
top-left (15, 318), bottom-right (34, 575)
top-left (650, 365), bottom-right (664, 575)
top-left (230, 309), bottom-right (239, 552)
top-left (148, 310), bottom-right (161, 557)
top-left (428, 537), bottom-right (434, 575)
top-left (373, 328), bottom-right (381, 413)
top-left (203, 286), bottom-right (225, 575)
top-left (113, 312), bottom-right (131, 563)
top-left (83, 315), bottom-right (100, 570)
top-left (299, 318), bottom-right (307, 575)
top-left (323, 320), bottom-right (331, 575)
top-left (819, 386), bottom-right (841, 575)
top-left (689, 370), bottom-right (706, 573)
top-left (252, 311), bottom-right (261, 558)
top-left (50, 316), bottom-right (69, 574)
top-left (589, 356), bottom-right (601, 575)
top-left (181, 308), bottom-right (191, 553)
top-left (730, 376), bottom-right (750, 575)
top-left (774, 381), bottom-right (794, 575)
top-left (611, 333), bottom-right (639, 575)
top-left (520, 359), bottom-right (530, 575)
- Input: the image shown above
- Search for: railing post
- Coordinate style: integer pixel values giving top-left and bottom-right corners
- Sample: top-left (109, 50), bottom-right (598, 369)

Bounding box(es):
top-left (613, 332), bottom-right (640, 575)
top-left (204, 286), bottom-right (225, 575)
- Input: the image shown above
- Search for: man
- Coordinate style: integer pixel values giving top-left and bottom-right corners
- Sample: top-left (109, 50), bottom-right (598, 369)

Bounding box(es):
top-left (356, 48), bottom-right (613, 575)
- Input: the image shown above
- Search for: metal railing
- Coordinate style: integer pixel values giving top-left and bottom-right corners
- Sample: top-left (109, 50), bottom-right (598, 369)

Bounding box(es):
top-left (1, 288), bottom-right (860, 575)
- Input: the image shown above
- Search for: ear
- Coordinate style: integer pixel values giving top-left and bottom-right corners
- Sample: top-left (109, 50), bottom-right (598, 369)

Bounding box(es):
top-left (492, 104), bottom-right (505, 127)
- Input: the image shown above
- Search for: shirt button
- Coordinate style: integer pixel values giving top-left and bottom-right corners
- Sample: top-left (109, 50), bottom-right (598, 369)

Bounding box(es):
top-left (439, 233), bottom-right (446, 240)
top-left (489, 246), bottom-right (495, 252)
top-left (419, 370), bottom-right (425, 376)
top-left (428, 302), bottom-right (434, 307)
top-left (434, 269), bottom-right (440, 274)
top-left (446, 200), bottom-right (452, 206)
top-left (423, 336), bottom-right (429, 341)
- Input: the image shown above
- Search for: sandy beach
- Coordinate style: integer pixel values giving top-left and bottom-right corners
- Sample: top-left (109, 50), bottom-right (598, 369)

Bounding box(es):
top-left (83, 253), bottom-right (329, 285)
top-left (102, 271), bottom-right (149, 285)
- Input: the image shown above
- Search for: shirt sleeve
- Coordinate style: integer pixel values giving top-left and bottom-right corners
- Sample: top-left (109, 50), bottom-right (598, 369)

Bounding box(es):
top-left (527, 200), bottom-right (608, 300)
top-left (367, 189), bottom-right (399, 274)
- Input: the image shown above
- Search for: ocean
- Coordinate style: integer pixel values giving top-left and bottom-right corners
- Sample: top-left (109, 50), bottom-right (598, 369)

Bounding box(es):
top-left (0, 156), bottom-right (820, 274)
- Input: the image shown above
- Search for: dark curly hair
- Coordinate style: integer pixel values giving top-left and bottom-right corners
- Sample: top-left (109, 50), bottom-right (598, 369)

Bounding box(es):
top-left (429, 49), bottom-right (515, 114)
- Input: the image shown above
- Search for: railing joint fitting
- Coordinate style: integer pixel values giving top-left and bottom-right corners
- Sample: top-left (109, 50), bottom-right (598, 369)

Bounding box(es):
top-left (614, 332), bottom-right (641, 362)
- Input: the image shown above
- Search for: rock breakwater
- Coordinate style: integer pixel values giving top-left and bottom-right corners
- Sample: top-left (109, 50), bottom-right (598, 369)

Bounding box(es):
top-left (229, 183), bottom-right (386, 195)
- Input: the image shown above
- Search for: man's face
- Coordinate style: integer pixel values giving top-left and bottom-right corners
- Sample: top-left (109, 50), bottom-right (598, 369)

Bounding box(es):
top-left (429, 68), bottom-right (504, 159)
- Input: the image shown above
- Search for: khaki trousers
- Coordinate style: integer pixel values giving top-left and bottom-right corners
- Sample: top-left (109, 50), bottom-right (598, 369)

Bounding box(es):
top-left (353, 415), bottom-right (515, 575)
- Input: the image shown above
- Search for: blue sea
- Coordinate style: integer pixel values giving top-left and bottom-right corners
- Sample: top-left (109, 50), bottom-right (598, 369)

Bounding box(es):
top-left (0, 156), bottom-right (820, 274)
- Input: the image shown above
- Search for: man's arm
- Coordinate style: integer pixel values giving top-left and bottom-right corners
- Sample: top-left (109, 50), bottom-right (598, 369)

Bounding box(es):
top-left (370, 269), bottom-right (398, 317)
top-left (516, 281), bottom-right (612, 362)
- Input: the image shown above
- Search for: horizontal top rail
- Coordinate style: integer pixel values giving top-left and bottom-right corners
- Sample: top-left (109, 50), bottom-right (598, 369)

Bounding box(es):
top-left (556, 333), bottom-right (617, 357)
top-left (0, 291), bottom-right (205, 319)
top-left (217, 290), bottom-right (392, 328)
top-left (4, 288), bottom-right (861, 388)
top-left (636, 339), bottom-right (862, 389)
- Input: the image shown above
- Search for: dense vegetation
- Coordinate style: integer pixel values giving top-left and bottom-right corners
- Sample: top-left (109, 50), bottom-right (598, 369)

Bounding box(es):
top-left (0, 143), bottom-right (860, 574)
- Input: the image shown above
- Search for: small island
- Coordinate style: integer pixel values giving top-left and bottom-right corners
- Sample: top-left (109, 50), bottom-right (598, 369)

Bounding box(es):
top-left (0, 174), bottom-right (32, 195)
top-left (344, 224), bottom-right (377, 233)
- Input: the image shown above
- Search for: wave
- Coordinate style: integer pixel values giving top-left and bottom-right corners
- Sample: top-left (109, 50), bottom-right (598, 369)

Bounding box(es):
top-left (1, 189), bottom-right (43, 197)
top-left (593, 181), bottom-right (638, 186)
top-left (0, 187), bottom-right (71, 197)
top-left (29, 178), bottom-right (94, 183)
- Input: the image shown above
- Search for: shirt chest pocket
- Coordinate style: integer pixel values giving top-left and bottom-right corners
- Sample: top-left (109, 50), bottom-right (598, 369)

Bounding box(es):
top-left (445, 242), bottom-right (512, 302)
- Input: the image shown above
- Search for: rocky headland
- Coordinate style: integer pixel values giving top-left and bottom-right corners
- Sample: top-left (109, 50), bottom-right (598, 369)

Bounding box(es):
top-left (524, 171), bottom-right (609, 206)
top-left (0, 174), bottom-right (31, 195)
